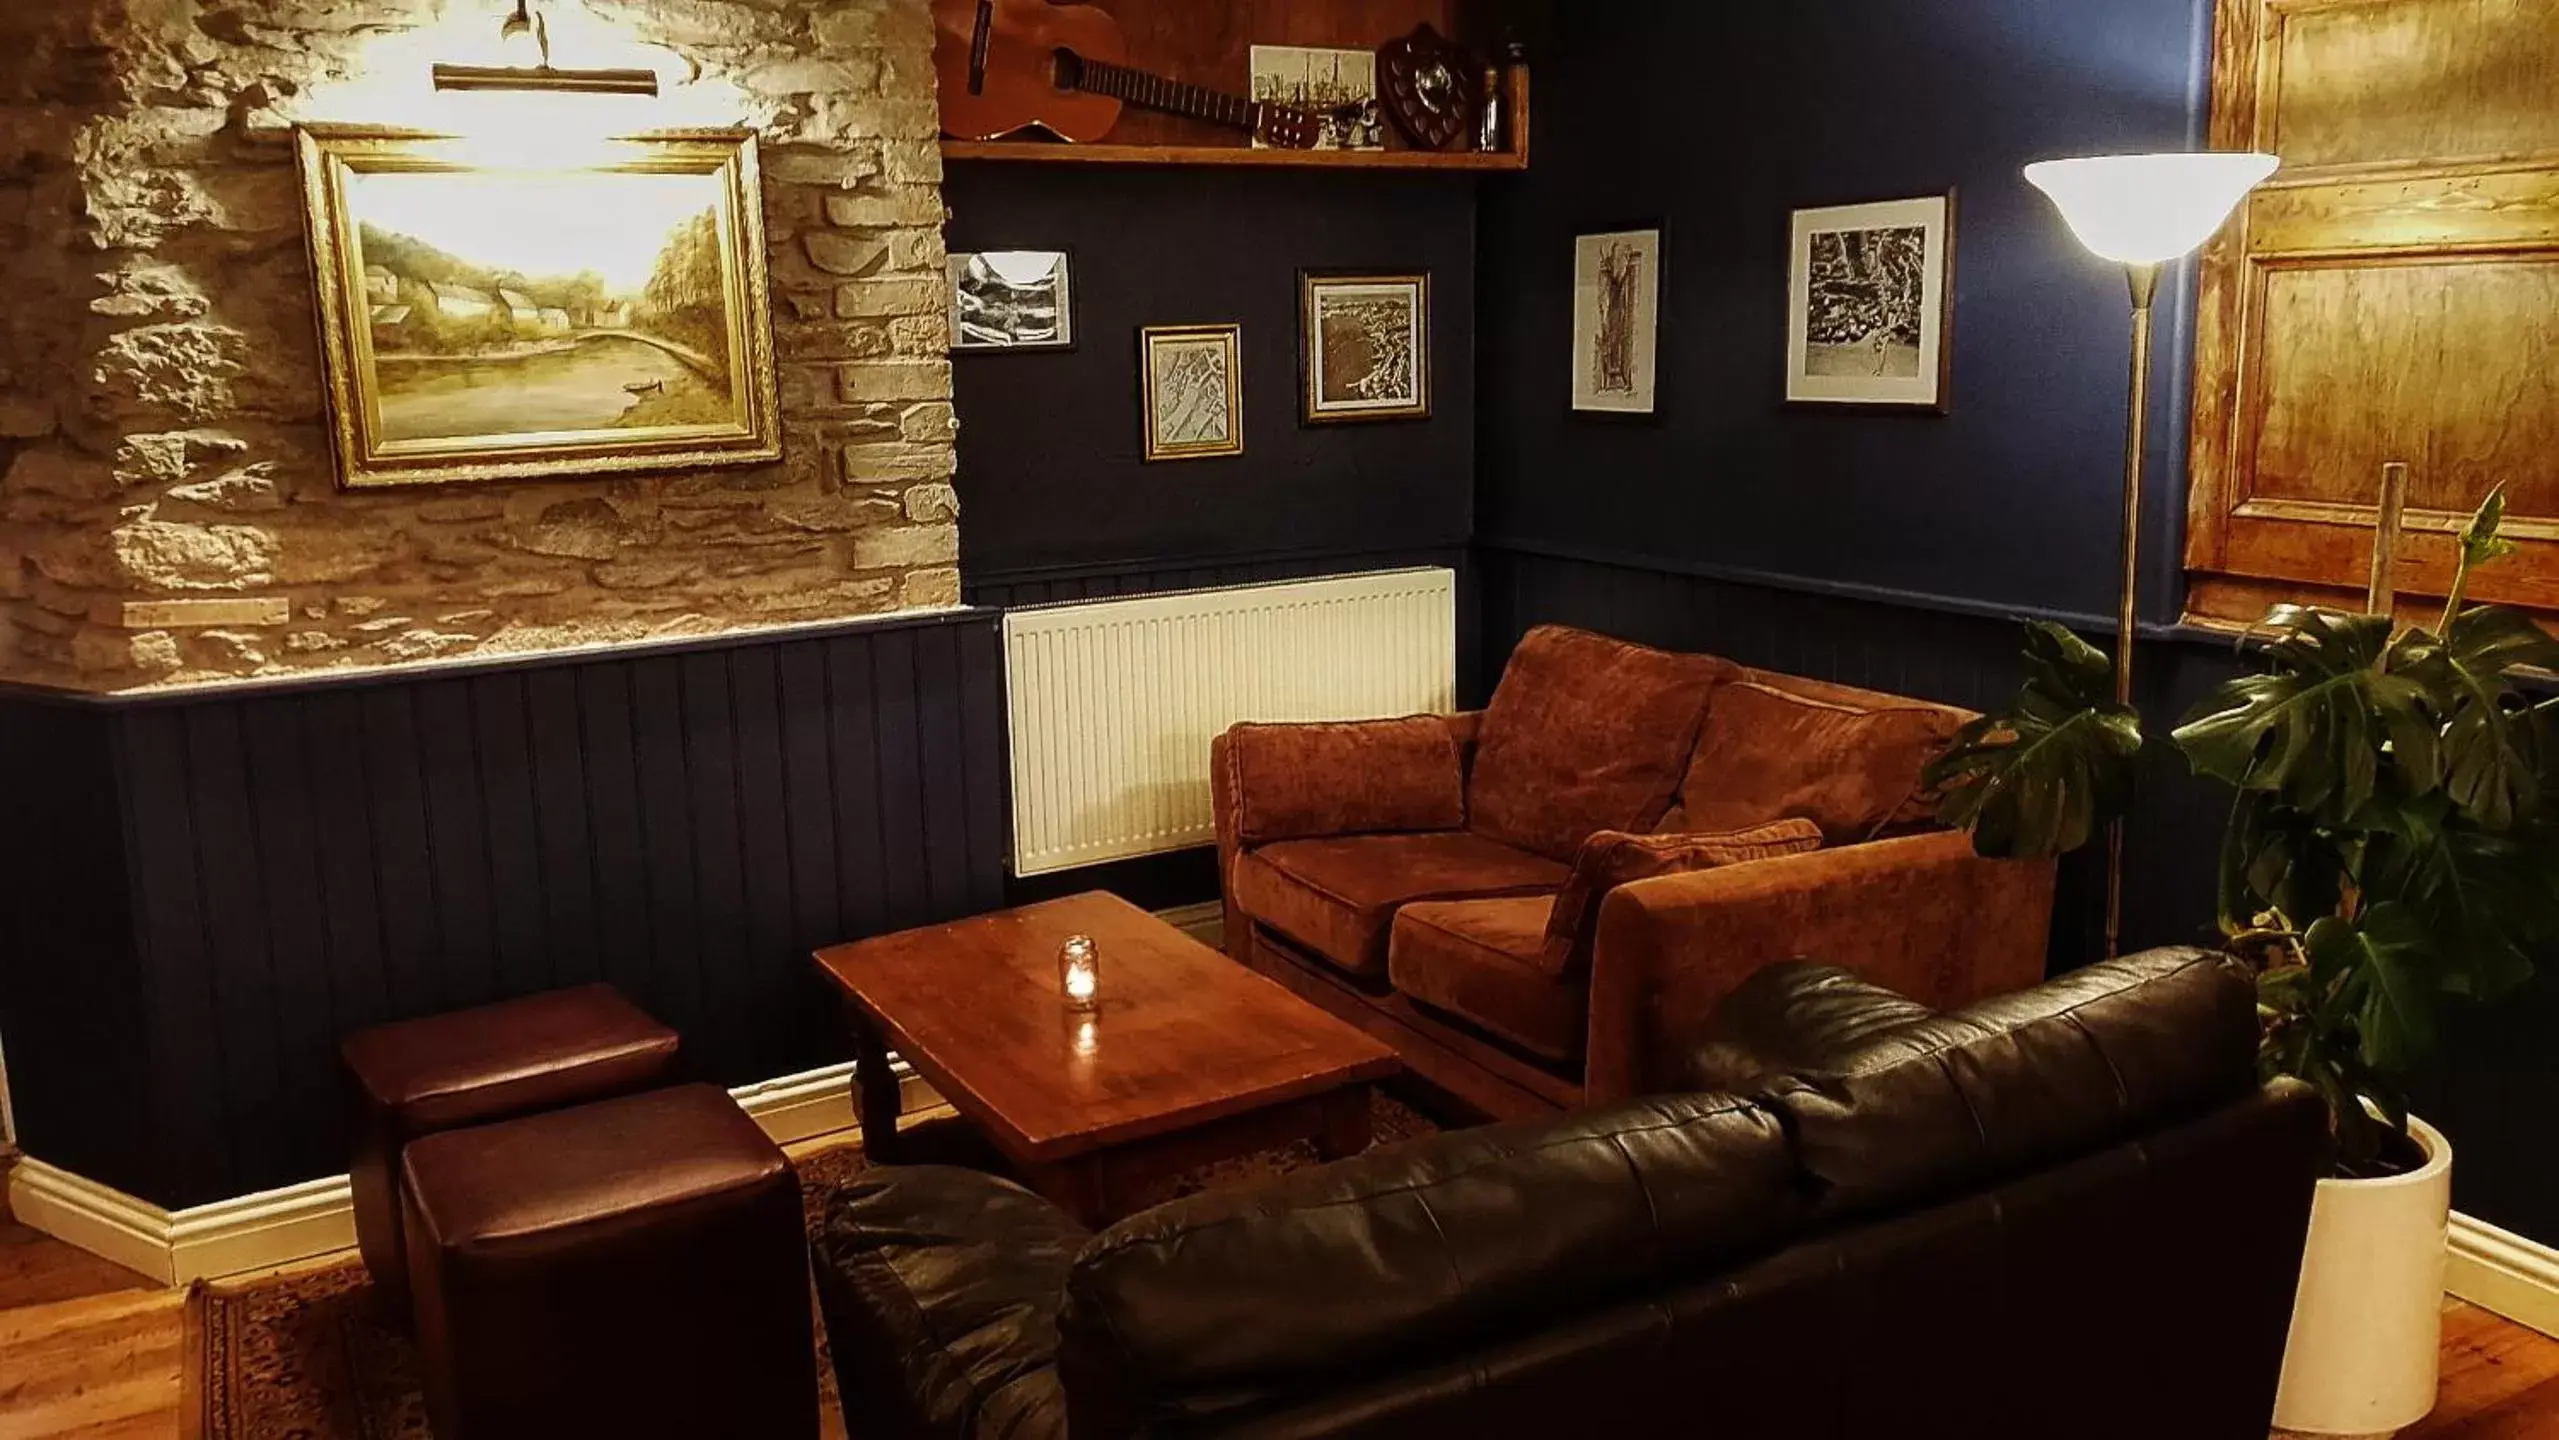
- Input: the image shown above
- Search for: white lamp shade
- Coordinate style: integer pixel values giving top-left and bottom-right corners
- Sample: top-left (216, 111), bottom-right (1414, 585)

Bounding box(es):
top-left (2023, 152), bottom-right (2280, 265)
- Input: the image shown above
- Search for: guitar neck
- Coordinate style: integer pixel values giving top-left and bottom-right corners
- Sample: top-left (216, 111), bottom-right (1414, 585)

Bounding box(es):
top-left (1073, 56), bottom-right (1265, 134)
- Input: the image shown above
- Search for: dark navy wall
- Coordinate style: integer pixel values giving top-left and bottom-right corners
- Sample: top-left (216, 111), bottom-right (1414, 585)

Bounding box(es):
top-left (944, 162), bottom-right (1479, 590)
top-left (1476, 0), bottom-right (2209, 626)
top-left (1473, 0), bottom-right (2559, 1246)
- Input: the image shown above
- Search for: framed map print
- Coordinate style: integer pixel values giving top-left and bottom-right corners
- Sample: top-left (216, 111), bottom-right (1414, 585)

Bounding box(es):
top-left (1785, 192), bottom-right (1956, 412)
top-left (1140, 324), bottom-right (1244, 461)
top-left (1298, 271), bottom-right (1429, 424)
top-left (1571, 225), bottom-right (1663, 417)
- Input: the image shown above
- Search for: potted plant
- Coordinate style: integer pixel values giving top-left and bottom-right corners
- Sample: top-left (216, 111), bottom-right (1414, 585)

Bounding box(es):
top-left (1927, 488), bottom-right (2559, 1436)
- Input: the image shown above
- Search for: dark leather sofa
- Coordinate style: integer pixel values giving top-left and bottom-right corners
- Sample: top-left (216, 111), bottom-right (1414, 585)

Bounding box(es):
top-left (812, 948), bottom-right (2328, 1439)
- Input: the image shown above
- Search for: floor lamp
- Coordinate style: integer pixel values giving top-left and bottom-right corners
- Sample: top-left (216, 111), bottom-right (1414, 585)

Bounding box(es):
top-left (2022, 151), bottom-right (2279, 957)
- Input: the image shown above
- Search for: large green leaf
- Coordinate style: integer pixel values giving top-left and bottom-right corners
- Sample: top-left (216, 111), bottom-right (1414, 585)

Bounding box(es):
top-left (1926, 621), bottom-right (2143, 858)
top-left (2304, 903), bottom-right (2440, 1074)
top-left (2216, 788), bottom-right (2345, 934)
top-left (2173, 607), bottom-right (2433, 826)
top-left (2359, 800), bottom-right (2553, 1003)
top-left (2387, 604), bottom-right (2559, 831)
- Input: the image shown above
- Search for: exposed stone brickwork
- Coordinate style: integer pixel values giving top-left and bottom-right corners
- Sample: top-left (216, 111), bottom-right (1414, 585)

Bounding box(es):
top-left (0, 0), bottom-right (958, 691)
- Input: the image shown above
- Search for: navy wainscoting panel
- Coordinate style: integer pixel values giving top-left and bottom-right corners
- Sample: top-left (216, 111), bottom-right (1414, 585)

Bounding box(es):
top-left (0, 610), bottom-right (1008, 1208)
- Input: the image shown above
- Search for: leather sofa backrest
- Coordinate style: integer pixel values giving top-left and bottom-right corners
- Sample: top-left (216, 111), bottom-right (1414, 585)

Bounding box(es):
top-left (1757, 947), bottom-right (2259, 1219)
top-left (1055, 1094), bottom-right (1801, 1435)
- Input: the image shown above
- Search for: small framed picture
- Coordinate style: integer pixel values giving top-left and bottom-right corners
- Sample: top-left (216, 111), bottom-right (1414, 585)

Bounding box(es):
top-left (948, 249), bottom-right (1073, 352)
top-left (1250, 45), bottom-right (1384, 151)
top-left (1784, 192), bottom-right (1956, 412)
top-left (1298, 271), bottom-right (1430, 424)
top-left (1571, 225), bottom-right (1664, 418)
top-left (1140, 324), bottom-right (1244, 462)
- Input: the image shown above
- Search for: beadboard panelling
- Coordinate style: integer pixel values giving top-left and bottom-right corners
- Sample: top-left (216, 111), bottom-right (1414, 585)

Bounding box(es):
top-left (0, 611), bottom-right (1009, 1209)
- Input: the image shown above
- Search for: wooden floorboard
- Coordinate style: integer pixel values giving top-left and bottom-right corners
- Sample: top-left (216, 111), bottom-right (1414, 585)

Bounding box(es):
top-left (4, 1202), bottom-right (2559, 1438)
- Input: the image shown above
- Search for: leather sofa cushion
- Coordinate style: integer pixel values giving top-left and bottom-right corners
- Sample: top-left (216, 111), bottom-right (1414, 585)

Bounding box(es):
top-left (811, 1165), bottom-right (1085, 1440)
top-left (1232, 832), bottom-right (1568, 981)
top-left (1468, 626), bottom-right (1738, 862)
top-left (1056, 1095), bottom-right (1801, 1435)
top-left (1540, 820), bottom-right (1825, 979)
top-left (1677, 961), bottom-right (1938, 1093)
top-left (1758, 947), bottom-right (2259, 1219)
top-left (1225, 717), bottom-right (1467, 846)
top-left (1388, 898), bottom-right (1585, 1064)
top-left (1665, 681), bottom-right (1964, 843)
top-left (341, 983), bottom-right (680, 1133)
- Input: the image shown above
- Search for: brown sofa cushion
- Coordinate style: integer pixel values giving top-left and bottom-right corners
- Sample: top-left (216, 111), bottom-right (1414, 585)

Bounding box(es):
top-left (1233, 832), bottom-right (1569, 982)
top-left (1225, 717), bottom-right (1467, 847)
top-left (1468, 626), bottom-right (1738, 862)
top-left (1536, 820), bottom-right (1825, 979)
top-left (1666, 682), bottom-right (1963, 844)
top-left (1388, 898), bottom-right (1586, 1065)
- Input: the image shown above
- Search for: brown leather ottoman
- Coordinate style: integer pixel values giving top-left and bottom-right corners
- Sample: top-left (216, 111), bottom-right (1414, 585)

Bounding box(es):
top-left (402, 1084), bottom-right (817, 1440)
top-left (340, 985), bottom-right (680, 1313)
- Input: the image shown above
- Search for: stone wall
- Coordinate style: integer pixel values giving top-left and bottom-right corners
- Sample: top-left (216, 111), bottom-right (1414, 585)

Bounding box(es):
top-left (0, 0), bottom-right (959, 691)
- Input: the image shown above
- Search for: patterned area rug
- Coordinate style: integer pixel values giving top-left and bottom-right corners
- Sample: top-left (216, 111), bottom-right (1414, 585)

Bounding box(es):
top-left (191, 1093), bottom-right (1437, 1439)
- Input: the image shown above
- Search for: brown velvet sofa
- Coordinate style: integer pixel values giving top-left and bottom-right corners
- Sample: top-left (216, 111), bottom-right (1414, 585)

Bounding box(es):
top-left (1211, 624), bottom-right (2058, 1119)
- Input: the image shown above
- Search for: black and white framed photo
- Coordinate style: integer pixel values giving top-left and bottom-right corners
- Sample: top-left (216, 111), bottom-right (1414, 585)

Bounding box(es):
top-left (948, 249), bottom-right (1074, 352)
top-left (1784, 193), bottom-right (1956, 412)
top-left (1570, 225), bottom-right (1663, 418)
top-left (1140, 324), bottom-right (1244, 462)
top-left (1298, 270), bottom-right (1430, 424)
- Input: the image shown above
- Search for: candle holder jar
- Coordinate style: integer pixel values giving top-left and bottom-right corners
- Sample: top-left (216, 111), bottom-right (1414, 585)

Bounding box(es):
top-left (1058, 934), bottom-right (1102, 1013)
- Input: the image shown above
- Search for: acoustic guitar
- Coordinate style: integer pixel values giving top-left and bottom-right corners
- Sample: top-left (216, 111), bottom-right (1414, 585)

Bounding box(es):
top-left (933, 0), bottom-right (1321, 149)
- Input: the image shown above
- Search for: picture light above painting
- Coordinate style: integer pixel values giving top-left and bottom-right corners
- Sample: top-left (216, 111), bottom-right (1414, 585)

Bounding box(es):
top-left (296, 126), bottom-right (783, 490)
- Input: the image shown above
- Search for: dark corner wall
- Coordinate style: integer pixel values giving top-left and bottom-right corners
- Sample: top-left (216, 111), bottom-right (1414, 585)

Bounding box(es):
top-left (1472, 0), bottom-right (2559, 1246)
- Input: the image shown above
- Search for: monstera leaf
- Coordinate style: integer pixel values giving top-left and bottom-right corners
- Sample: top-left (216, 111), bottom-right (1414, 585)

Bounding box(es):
top-left (2216, 788), bottom-right (2346, 935)
top-left (2359, 802), bottom-right (2553, 1004)
top-left (1926, 621), bottom-right (2143, 858)
top-left (2387, 604), bottom-right (2559, 832)
top-left (2172, 606), bottom-right (2435, 827)
top-left (2304, 903), bottom-right (2439, 1076)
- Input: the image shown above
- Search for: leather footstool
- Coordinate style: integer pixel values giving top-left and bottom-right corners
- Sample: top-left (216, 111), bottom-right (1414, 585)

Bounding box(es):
top-left (341, 985), bottom-right (680, 1314)
top-left (401, 1083), bottom-right (817, 1440)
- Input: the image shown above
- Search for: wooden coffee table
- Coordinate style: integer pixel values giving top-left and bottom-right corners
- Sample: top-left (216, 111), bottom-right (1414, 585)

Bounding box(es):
top-left (812, 892), bottom-right (1401, 1226)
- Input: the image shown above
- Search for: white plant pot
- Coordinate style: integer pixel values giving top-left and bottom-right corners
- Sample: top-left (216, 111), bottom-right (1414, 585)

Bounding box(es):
top-left (2272, 1114), bottom-right (2453, 1438)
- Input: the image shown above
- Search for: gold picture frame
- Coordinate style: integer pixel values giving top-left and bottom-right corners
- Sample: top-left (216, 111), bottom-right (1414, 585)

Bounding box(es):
top-left (296, 125), bottom-right (782, 490)
top-left (1298, 270), bottom-right (1430, 424)
top-left (1139, 324), bottom-right (1244, 462)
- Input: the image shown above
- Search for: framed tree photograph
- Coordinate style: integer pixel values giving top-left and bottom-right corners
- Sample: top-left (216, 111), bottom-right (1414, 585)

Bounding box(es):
top-left (949, 249), bottom-right (1074, 352)
top-left (1570, 225), bottom-right (1664, 418)
top-left (297, 126), bottom-right (782, 490)
top-left (1298, 271), bottom-right (1429, 424)
top-left (1784, 192), bottom-right (1957, 412)
top-left (1140, 324), bottom-right (1244, 462)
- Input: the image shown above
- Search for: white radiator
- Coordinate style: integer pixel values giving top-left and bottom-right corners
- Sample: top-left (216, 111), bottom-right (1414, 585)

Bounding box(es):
top-left (1002, 567), bottom-right (1459, 876)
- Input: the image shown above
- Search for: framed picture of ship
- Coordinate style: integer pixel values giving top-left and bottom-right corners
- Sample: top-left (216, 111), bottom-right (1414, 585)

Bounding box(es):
top-left (296, 126), bottom-right (782, 490)
top-left (1570, 224), bottom-right (1663, 418)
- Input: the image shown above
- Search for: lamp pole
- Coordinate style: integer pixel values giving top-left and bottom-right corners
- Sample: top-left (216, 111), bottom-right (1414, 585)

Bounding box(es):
top-left (2104, 260), bottom-right (2161, 960)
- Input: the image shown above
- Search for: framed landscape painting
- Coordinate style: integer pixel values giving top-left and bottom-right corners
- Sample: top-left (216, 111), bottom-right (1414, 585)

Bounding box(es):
top-left (297, 126), bottom-right (782, 489)
top-left (1784, 192), bottom-right (1956, 412)
top-left (1140, 324), bottom-right (1244, 462)
top-left (1570, 226), bottom-right (1663, 418)
top-left (1298, 271), bottom-right (1429, 424)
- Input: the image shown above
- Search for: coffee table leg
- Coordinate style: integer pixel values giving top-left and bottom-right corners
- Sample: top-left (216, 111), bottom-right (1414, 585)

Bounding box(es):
top-left (1024, 1159), bottom-right (1109, 1228)
top-left (1317, 1085), bottom-right (1373, 1161)
top-left (844, 1000), bottom-right (903, 1166)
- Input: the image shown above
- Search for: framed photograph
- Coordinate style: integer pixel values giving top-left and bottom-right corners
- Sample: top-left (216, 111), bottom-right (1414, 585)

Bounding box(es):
top-left (296, 126), bottom-right (781, 490)
top-left (1140, 324), bottom-right (1244, 462)
top-left (1570, 226), bottom-right (1664, 418)
top-left (1250, 45), bottom-right (1384, 151)
top-left (1785, 192), bottom-right (1956, 412)
top-left (1298, 271), bottom-right (1430, 424)
top-left (948, 249), bottom-right (1074, 352)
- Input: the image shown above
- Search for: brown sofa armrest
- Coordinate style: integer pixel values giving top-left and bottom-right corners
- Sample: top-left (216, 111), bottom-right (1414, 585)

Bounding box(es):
top-left (1211, 714), bottom-right (1482, 961)
top-left (1581, 830), bottom-right (2055, 1103)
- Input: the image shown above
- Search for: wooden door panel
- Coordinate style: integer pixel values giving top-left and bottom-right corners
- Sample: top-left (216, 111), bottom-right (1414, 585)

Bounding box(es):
top-left (2271, 0), bottom-right (2559, 170)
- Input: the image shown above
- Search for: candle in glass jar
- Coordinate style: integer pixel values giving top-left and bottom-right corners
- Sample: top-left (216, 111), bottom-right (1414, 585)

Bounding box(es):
top-left (1059, 934), bottom-right (1101, 1012)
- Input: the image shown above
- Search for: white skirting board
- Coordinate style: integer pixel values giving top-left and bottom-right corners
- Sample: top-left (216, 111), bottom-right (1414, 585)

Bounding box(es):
top-left (5, 1058), bottom-right (938, 1288)
top-left (2448, 1211), bottom-right (2559, 1340)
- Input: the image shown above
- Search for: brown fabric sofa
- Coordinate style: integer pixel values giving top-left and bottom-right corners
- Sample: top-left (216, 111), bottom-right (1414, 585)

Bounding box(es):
top-left (1212, 625), bottom-right (2058, 1119)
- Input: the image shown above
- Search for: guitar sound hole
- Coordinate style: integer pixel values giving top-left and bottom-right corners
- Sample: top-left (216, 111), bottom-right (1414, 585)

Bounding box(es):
top-left (1051, 47), bottom-right (1081, 91)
